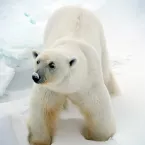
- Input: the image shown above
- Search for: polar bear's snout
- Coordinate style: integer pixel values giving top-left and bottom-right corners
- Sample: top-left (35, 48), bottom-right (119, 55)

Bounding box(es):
top-left (32, 72), bottom-right (41, 83)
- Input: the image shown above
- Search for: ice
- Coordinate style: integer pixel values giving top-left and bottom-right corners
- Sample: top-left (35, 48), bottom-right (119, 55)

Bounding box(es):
top-left (0, 59), bottom-right (15, 96)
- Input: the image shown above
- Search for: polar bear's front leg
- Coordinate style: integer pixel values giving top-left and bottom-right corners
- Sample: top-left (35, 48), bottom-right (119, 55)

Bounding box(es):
top-left (69, 84), bottom-right (116, 141)
top-left (27, 87), bottom-right (66, 145)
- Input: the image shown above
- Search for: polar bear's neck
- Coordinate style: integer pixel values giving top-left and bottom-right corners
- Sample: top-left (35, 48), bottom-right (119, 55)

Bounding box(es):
top-left (52, 38), bottom-right (104, 84)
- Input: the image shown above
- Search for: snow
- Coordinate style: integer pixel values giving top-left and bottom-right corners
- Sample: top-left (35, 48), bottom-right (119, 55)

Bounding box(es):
top-left (0, 60), bottom-right (15, 96)
top-left (0, 0), bottom-right (145, 145)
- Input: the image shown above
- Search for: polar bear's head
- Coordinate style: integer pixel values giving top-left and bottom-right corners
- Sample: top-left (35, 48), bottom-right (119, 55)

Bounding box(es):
top-left (31, 47), bottom-right (87, 93)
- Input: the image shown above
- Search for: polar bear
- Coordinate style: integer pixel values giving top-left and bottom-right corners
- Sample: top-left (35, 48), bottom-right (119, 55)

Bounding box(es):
top-left (27, 6), bottom-right (120, 145)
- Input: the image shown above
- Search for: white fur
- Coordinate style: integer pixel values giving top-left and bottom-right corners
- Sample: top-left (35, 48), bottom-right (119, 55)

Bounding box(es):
top-left (28, 6), bottom-right (120, 144)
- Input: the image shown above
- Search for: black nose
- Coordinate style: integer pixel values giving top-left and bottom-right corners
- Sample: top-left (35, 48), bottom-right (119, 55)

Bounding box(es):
top-left (32, 73), bottom-right (40, 83)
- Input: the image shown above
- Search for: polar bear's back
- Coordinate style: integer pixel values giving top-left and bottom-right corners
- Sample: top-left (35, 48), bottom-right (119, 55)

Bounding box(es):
top-left (44, 6), bottom-right (103, 51)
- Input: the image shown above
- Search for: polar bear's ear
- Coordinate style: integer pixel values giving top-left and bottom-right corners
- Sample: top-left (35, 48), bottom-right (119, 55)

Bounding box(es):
top-left (32, 49), bottom-right (39, 59)
top-left (69, 57), bottom-right (77, 67)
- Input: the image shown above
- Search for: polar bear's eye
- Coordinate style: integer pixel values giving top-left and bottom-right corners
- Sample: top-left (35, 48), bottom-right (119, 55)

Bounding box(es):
top-left (48, 62), bottom-right (55, 69)
top-left (37, 60), bottom-right (40, 64)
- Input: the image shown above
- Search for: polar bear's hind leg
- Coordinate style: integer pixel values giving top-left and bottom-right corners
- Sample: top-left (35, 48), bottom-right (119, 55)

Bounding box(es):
top-left (106, 72), bottom-right (121, 97)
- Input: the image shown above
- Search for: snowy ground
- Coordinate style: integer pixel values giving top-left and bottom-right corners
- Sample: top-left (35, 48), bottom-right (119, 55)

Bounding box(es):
top-left (0, 0), bottom-right (145, 145)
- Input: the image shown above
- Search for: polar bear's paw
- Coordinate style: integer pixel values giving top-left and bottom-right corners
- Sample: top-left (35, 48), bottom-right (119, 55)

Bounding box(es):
top-left (27, 130), bottom-right (52, 145)
top-left (82, 126), bottom-right (113, 141)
